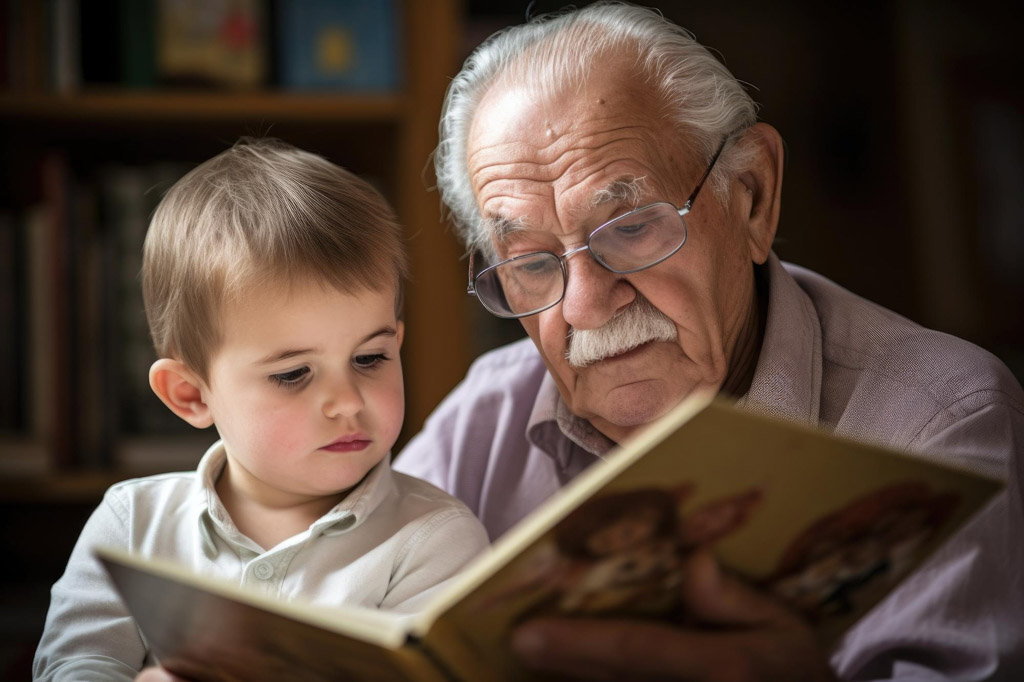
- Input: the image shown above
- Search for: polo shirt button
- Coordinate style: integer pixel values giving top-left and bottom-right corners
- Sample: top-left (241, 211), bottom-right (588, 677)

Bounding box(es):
top-left (253, 562), bottom-right (273, 580)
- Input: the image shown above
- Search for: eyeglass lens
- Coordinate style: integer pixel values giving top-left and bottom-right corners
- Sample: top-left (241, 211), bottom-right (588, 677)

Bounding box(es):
top-left (476, 202), bottom-right (686, 318)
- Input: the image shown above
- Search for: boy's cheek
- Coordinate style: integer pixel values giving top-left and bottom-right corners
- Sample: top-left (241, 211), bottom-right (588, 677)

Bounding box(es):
top-left (234, 407), bottom-right (307, 448)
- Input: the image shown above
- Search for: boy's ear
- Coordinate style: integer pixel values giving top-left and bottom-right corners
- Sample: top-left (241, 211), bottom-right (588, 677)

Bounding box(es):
top-left (396, 320), bottom-right (405, 349)
top-left (149, 359), bottom-right (213, 429)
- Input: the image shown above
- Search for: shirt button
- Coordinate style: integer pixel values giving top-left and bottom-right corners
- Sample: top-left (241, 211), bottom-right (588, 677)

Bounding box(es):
top-left (253, 562), bottom-right (274, 580)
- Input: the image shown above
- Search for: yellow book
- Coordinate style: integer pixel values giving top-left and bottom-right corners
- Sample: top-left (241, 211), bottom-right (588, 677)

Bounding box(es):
top-left (97, 394), bottom-right (1002, 681)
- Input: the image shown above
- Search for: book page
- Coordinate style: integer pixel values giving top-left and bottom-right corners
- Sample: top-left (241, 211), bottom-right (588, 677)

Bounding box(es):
top-left (97, 548), bottom-right (447, 682)
top-left (420, 397), bottom-right (1001, 679)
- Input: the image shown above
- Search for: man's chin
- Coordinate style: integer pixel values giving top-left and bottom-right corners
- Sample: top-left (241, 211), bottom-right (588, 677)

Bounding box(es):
top-left (556, 342), bottom-right (711, 441)
top-left (585, 379), bottom-right (689, 442)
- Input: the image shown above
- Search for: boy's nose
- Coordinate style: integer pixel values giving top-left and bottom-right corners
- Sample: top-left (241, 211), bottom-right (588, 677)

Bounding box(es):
top-left (323, 379), bottom-right (364, 419)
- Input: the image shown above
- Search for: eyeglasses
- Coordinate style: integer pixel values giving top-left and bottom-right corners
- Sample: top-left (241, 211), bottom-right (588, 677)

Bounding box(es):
top-left (467, 137), bottom-right (729, 319)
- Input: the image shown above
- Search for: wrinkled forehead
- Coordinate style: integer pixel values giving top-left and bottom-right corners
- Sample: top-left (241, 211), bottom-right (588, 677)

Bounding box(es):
top-left (468, 50), bottom-right (652, 159)
top-left (479, 176), bottom-right (650, 242)
top-left (467, 76), bottom-right (684, 248)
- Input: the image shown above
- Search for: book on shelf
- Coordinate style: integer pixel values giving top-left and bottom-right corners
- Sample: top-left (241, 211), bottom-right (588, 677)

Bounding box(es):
top-left (1, 157), bottom-right (194, 473)
top-left (275, 0), bottom-right (400, 91)
top-left (27, 152), bottom-right (75, 469)
top-left (156, 0), bottom-right (266, 89)
top-left (0, 208), bottom-right (24, 434)
top-left (98, 394), bottom-right (1002, 681)
top-left (96, 163), bottom-right (195, 453)
top-left (7, 0), bottom-right (408, 93)
top-left (78, 0), bottom-right (156, 89)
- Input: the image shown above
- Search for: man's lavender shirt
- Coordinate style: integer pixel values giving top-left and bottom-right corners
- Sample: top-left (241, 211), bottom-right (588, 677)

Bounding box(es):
top-left (395, 253), bottom-right (1024, 680)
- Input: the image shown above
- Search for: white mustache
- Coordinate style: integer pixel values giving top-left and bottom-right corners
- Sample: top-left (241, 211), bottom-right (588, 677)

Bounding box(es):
top-left (565, 296), bottom-right (678, 368)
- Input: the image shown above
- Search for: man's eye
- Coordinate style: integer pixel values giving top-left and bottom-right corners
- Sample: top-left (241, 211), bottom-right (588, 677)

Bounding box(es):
top-left (354, 353), bottom-right (387, 369)
top-left (516, 257), bottom-right (558, 276)
top-left (614, 222), bottom-right (649, 236)
top-left (269, 367), bottom-right (310, 386)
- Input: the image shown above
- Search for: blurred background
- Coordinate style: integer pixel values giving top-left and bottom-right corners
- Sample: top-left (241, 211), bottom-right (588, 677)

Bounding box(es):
top-left (1, 0), bottom-right (1021, 676)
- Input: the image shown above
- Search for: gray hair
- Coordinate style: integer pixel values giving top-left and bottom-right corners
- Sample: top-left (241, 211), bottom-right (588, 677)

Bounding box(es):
top-left (434, 1), bottom-right (759, 255)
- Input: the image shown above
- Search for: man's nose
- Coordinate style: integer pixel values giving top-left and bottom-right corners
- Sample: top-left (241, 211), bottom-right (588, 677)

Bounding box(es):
top-left (559, 253), bottom-right (635, 330)
top-left (322, 375), bottom-right (364, 419)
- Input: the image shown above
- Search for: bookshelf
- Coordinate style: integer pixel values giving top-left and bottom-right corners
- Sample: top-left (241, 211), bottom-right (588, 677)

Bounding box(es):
top-left (0, 2), bottom-right (468, 674)
top-left (0, 0), bottom-right (471, 484)
top-left (0, 91), bottom-right (407, 122)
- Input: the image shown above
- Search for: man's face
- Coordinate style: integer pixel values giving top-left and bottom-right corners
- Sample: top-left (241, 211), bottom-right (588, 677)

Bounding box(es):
top-left (466, 56), bottom-right (768, 443)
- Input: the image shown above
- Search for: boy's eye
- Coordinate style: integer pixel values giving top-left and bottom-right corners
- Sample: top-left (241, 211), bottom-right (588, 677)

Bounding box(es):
top-left (270, 366), bottom-right (310, 386)
top-left (354, 353), bottom-right (387, 369)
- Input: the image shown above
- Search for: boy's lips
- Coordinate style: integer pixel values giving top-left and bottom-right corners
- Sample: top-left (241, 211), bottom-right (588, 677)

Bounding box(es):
top-left (322, 435), bottom-right (371, 452)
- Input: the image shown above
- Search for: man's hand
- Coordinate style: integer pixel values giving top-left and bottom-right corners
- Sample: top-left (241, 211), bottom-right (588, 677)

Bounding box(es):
top-left (510, 549), bottom-right (837, 681)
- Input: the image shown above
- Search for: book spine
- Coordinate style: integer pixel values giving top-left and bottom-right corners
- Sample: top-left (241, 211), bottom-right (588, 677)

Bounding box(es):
top-left (49, 0), bottom-right (79, 92)
top-left (74, 181), bottom-right (113, 468)
top-left (120, 0), bottom-right (155, 88)
top-left (99, 166), bottom-right (150, 437)
top-left (39, 152), bottom-right (76, 468)
top-left (0, 209), bottom-right (23, 431)
top-left (0, 0), bottom-right (10, 90)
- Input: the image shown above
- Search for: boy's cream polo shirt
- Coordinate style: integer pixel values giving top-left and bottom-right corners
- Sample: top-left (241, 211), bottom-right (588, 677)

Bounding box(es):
top-left (34, 440), bottom-right (489, 682)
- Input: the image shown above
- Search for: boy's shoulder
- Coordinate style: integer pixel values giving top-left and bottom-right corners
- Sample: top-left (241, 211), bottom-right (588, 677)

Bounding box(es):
top-left (384, 466), bottom-right (490, 555)
top-left (389, 466), bottom-right (478, 518)
top-left (102, 470), bottom-right (201, 515)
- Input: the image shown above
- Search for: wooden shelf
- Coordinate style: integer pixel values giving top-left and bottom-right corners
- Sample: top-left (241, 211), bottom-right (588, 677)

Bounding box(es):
top-left (0, 434), bottom-right (211, 503)
top-left (0, 90), bottom-right (407, 124)
top-left (0, 470), bottom-right (134, 504)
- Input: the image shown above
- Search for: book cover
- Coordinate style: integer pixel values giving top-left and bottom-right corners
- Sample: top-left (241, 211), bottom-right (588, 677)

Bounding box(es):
top-left (275, 0), bottom-right (399, 91)
top-left (156, 0), bottom-right (266, 89)
top-left (98, 395), bottom-right (1002, 681)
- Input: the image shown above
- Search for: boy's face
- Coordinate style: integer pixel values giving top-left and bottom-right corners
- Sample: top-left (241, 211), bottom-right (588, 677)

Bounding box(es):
top-left (200, 280), bottom-right (405, 506)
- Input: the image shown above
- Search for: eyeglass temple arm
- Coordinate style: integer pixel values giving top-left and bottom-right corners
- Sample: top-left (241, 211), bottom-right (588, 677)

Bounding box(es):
top-left (467, 252), bottom-right (478, 295)
top-left (681, 137), bottom-right (730, 213)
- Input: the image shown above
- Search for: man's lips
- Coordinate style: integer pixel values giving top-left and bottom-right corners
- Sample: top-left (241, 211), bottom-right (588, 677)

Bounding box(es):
top-left (321, 435), bottom-right (371, 452)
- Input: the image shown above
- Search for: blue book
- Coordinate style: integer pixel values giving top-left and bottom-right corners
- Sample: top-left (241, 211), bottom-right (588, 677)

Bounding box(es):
top-left (276, 0), bottom-right (400, 91)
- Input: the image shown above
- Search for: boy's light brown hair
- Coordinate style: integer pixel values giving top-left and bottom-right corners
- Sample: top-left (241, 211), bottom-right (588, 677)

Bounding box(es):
top-left (142, 137), bottom-right (408, 382)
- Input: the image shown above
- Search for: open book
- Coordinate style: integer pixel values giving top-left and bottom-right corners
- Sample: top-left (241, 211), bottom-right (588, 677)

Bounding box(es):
top-left (97, 394), bottom-right (1002, 681)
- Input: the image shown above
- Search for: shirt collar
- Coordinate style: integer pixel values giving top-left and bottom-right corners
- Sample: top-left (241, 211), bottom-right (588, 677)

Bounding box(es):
top-left (735, 252), bottom-right (822, 426)
top-left (193, 440), bottom-right (397, 557)
top-left (525, 251), bottom-right (823, 462)
top-left (319, 453), bottom-right (397, 536)
top-left (525, 356), bottom-right (618, 462)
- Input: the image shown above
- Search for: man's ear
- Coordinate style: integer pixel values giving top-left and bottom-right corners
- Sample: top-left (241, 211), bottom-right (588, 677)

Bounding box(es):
top-left (734, 122), bottom-right (784, 265)
top-left (149, 358), bottom-right (213, 429)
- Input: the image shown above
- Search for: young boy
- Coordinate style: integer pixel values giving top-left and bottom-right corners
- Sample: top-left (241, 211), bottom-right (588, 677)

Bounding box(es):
top-left (33, 138), bottom-right (490, 681)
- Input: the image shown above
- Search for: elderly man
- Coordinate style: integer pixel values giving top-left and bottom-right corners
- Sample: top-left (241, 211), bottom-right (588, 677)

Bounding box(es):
top-left (395, 2), bottom-right (1024, 680)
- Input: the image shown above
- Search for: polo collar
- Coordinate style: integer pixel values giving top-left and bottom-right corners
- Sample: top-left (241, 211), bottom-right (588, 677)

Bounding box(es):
top-left (526, 369), bottom-right (614, 466)
top-left (735, 252), bottom-right (822, 426)
top-left (193, 440), bottom-right (397, 558)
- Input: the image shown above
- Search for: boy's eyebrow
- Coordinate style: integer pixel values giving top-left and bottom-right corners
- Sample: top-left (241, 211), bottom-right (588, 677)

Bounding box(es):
top-left (361, 326), bottom-right (398, 344)
top-left (256, 327), bottom-right (399, 365)
top-left (257, 348), bottom-right (317, 366)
